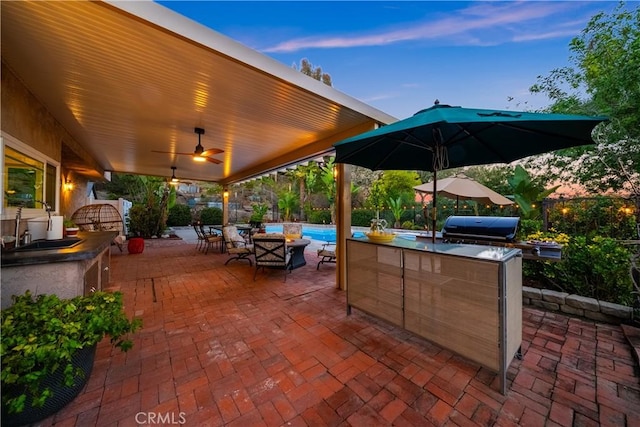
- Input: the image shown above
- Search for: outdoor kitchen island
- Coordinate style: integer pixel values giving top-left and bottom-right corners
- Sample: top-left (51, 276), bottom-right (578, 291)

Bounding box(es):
top-left (346, 237), bottom-right (523, 394)
top-left (1, 231), bottom-right (115, 309)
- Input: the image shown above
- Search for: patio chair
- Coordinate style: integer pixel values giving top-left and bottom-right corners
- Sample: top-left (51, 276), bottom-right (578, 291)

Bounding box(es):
top-left (199, 223), bottom-right (223, 254)
top-left (317, 241), bottom-right (336, 270)
top-left (222, 225), bottom-right (254, 265)
top-left (283, 223), bottom-right (302, 240)
top-left (193, 222), bottom-right (207, 251)
top-left (252, 233), bottom-right (292, 281)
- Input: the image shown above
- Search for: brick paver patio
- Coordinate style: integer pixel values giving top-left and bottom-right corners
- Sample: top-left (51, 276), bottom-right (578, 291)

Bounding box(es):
top-left (40, 235), bottom-right (639, 426)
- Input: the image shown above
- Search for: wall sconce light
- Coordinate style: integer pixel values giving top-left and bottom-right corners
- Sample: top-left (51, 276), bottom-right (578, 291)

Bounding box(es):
top-left (63, 178), bottom-right (74, 191)
top-left (170, 166), bottom-right (179, 184)
top-left (223, 189), bottom-right (229, 198)
top-left (332, 166), bottom-right (338, 180)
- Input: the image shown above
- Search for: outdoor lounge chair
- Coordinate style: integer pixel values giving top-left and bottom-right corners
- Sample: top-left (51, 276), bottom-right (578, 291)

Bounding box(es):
top-left (317, 241), bottom-right (336, 270)
top-left (222, 225), bottom-right (254, 265)
top-left (252, 233), bottom-right (292, 281)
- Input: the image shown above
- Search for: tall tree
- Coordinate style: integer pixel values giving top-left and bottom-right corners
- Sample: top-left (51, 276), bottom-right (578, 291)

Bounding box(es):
top-left (293, 58), bottom-right (333, 86)
top-left (529, 2), bottom-right (639, 197)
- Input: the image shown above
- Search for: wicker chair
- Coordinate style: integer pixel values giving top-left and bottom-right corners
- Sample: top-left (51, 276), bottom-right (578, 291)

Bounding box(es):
top-left (71, 204), bottom-right (125, 251)
top-left (252, 233), bottom-right (292, 281)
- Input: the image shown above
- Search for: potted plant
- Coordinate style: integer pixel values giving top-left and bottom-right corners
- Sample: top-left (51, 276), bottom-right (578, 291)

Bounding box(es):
top-left (249, 203), bottom-right (268, 233)
top-left (1, 290), bottom-right (142, 425)
top-left (63, 218), bottom-right (79, 237)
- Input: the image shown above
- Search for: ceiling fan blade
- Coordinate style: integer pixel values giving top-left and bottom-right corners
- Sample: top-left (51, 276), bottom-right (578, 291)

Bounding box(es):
top-left (201, 148), bottom-right (224, 156)
top-left (151, 150), bottom-right (193, 155)
top-left (204, 157), bottom-right (223, 164)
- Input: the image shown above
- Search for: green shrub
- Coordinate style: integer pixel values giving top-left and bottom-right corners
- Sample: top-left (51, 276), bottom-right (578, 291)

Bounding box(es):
top-left (167, 204), bottom-right (192, 226)
top-left (547, 197), bottom-right (637, 240)
top-left (200, 207), bottom-right (222, 225)
top-left (307, 210), bottom-right (331, 224)
top-left (401, 220), bottom-right (413, 229)
top-left (525, 235), bottom-right (634, 305)
top-left (1, 291), bottom-right (141, 414)
top-left (128, 204), bottom-right (164, 238)
top-left (518, 219), bottom-right (543, 240)
top-left (351, 209), bottom-right (375, 226)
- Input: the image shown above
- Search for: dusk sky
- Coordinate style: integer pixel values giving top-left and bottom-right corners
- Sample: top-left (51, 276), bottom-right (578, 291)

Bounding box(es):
top-left (157, 1), bottom-right (624, 120)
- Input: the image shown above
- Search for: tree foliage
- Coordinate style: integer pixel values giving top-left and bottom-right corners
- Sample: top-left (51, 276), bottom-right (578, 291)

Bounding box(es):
top-left (529, 2), bottom-right (640, 195)
top-left (293, 58), bottom-right (332, 86)
top-left (507, 166), bottom-right (559, 219)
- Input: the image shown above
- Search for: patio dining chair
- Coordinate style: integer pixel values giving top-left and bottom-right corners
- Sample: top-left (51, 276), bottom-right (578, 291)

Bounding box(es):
top-left (199, 223), bottom-right (223, 254)
top-left (252, 233), bottom-right (292, 281)
top-left (222, 225), bottom-right (254, 265)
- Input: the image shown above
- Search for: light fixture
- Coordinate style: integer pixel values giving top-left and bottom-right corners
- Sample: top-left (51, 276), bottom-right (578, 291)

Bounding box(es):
top-left (170, 166), bottom-right (179, 184)
top-left (63, 178), bottom-right (74, 191)
top-left (193, 127), bottom-right (207, 162)
top-left (223, 189), bottom-right (229, 198)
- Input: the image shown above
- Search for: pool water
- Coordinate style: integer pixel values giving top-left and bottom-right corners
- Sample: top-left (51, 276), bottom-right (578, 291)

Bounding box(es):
top-left (264, 225), bottom-right (343, 242)
top-left (264, 225), bottom-right (407, 242)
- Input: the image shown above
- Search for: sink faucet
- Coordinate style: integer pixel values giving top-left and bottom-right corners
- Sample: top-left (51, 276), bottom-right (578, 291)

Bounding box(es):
top-left (14, 206), bottom-right (23, 247)
top-left (35, 200), bottom-right (52, 231)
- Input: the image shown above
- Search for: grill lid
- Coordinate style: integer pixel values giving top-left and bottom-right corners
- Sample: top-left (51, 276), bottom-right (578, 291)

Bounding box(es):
top-left (442, 216), bottom-right (520, 241)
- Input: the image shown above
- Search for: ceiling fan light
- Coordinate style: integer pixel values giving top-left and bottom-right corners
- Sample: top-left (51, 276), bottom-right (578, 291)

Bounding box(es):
top-left (193, 156), bottom-right (207, 162)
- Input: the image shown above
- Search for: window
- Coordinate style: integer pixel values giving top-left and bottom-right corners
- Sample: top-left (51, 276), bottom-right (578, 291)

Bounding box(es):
top-left (1, 134), bottom-right (59, 217)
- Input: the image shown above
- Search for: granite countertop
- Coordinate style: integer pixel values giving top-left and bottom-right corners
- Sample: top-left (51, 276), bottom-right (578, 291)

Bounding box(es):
top-left (1, 231), bottom-right (116, 267)
top-left (349, 236), bottom-right (522, 262)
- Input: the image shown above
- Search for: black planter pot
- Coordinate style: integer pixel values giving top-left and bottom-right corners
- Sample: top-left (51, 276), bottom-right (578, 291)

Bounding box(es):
top-left (1, 344), bottom-right (97, 427)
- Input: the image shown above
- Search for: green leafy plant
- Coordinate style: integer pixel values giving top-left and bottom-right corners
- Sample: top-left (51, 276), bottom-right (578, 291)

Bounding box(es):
top-left (388, 197), bottom-right (404, 228)
top-left (167, 204), bottom-right (192, 226)
top-left (507, 165), bottom-right (559, 218)
top-left (277, 191), bottom-right (299, 222)
top-left (127, 204), bottom-right (163, 238)
top-left (1, 291), bottom-right (142, 414)
top-left (307, 209), bottom-right (331, 225)
top-left (250, 203), bottom-right (268, 223)
top-left (523, 234), bottom-right (634, 305)
top-left (62, 218), bottom-right (77, 228)
top-left (199, 207), bottom-right (222, 225)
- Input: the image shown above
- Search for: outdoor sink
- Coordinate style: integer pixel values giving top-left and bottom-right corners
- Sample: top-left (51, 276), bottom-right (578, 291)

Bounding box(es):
top-left (12, 237), bottom-right (82, 251)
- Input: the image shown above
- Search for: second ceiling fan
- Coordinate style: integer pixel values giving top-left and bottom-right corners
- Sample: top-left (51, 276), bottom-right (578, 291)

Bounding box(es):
top-left (153, 127), bottom-right (223, 164)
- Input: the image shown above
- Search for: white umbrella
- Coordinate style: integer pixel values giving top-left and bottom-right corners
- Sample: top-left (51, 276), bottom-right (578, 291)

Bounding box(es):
top-left (414, 174), bottom-right (513, 212)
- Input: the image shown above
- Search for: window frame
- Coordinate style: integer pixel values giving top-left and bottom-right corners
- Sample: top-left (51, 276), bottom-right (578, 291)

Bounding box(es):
top-left (1, 132), bottom-right (60, 220)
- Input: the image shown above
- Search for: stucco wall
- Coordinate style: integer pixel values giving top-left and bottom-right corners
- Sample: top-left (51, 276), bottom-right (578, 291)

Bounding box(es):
top-left (1, 62), bottom-right (103, 223)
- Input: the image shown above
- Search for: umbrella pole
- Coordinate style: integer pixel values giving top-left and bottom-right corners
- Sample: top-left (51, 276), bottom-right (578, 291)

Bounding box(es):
top-left (432, 170), bottom-right (437, 244)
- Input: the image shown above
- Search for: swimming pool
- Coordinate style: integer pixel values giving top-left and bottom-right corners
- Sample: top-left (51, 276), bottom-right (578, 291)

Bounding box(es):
top-left (264, 224), bottom-right (347, 241)
top-left (264, 224), bottom-right (414, 242)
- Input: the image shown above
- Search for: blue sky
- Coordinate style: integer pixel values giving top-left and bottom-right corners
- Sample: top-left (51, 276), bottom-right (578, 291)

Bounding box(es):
top-left (157, 1), bottom-right (623, 120)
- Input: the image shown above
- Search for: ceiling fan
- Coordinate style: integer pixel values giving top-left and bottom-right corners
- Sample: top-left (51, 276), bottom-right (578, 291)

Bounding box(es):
top-left (152, 127), bottom-right (223, 164)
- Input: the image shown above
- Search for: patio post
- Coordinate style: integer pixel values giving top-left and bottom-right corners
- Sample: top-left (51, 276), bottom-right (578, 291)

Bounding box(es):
top-left (222, 188), bottom-right (229, 225)
top-left (335, 163), bottom-right (351, 291)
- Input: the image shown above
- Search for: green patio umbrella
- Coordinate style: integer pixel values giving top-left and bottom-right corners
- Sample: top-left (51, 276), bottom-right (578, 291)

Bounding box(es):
top-left (334, 103), bottom-right (607, 242)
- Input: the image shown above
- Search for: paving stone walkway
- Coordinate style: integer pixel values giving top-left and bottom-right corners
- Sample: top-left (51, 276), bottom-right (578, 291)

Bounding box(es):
top-left (40, 236), bottom-right (639, 426)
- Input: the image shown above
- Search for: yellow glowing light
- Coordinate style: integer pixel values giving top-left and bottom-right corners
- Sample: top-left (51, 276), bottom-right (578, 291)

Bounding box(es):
top-left (193, 156), bottom-right (207, 162)
top-left (63, 179), bottom-right (74, 191)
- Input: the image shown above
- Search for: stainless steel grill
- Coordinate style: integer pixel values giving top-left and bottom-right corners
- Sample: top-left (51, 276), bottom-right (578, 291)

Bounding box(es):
top-left (442, 216), bottom-right (520, 244)
top-left (442, 216), bottom-right (563, 260)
